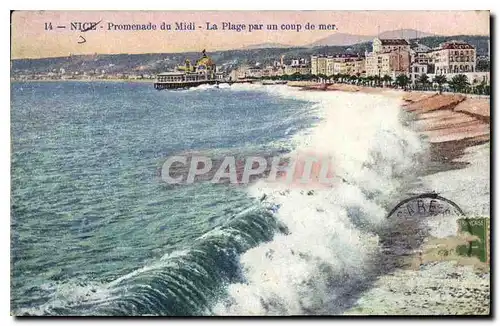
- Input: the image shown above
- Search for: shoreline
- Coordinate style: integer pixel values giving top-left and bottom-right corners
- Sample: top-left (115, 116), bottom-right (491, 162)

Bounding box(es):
top-left (11, 78), bottom-right (154, 83)
top-left (11, 79), bottom-right (492, 100)
top-left (317, 84), bottom-right (491, 315)
top-left (246, 87), bottom-right (489, 315)
top-left (295, 81), bottom-right (489, 99)
top-left (290, 81), bottom-right (490, 315)
top-left (297, 82), bottom-right (490, 148)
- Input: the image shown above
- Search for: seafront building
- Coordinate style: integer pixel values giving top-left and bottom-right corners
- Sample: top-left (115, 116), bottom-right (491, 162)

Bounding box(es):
top-left (284, 58), bottom-right (310, 75)
top-left (410, 63), bottom-right (430, 85)
top-left (155, 51), bottom-right (225, 89)
top-left (231, 56), bottom-right (310, 80)
top-left (409, 40), bottom-right (486, 86)
top-left (409, 42), bottom-right (433, 84)
top-left (310, 54), bottom-right (365, 76)
top-left (410, 42), bottom-right (432, 64)
top-left (372, 38), bottom-right (411, 53)
top-left (428, 41), bottom-right (477, 74)
top-left (223, 37), bottom-right (488, 88)
top-left (364, 38), bottom-right (411, 78)
top-left (362, 37), bottom-right (485, 86)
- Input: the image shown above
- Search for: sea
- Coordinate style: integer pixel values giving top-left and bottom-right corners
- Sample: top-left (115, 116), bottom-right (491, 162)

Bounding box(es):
top-left (11, 81), bottom-right (485, 316)
top-left (11, 81), bottom-right (319, 315)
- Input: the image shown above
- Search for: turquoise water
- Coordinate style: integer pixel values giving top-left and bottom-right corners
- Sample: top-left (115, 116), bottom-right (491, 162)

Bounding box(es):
top-left (11, 81), bottom-right (316, 315)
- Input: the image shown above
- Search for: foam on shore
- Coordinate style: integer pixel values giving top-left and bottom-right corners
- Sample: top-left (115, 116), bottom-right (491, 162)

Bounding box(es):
top-left (214, 85), bottom-right (426, 315)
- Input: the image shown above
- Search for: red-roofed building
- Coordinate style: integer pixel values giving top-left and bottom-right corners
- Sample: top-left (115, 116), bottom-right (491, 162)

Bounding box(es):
top-left (440, 42), bottom-right (475, 50)
top-left (429, 41), bottom-right (476, 74)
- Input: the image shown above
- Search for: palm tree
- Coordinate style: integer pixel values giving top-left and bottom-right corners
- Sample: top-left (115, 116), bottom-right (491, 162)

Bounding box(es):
top-left (366, 75), bottom-right (374, 87)
top-left (316, 73), bottom-right (327, 83)
top-left (448, 74), bottom-right (470, 93)
top-left (354, 74), bottom-right (361, 85)
top-left (395, 74), bottom-right (410, 90)
top-left (418, 74), bottom-right (430, 90)
top-left (433, 75), bottom-right (448, 94)
top-left (475, 80), bottom-right (487, 95)
top-left (382, 74), bottom-right (393, 87)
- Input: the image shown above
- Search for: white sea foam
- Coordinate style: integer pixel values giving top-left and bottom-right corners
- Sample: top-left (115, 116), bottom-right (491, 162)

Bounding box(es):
top-left (213, 85), bottom-right (425, 315)
top-left (181, 83), bottom-right (221, 91)
top-left (421, 143), bottom-right (490, 216)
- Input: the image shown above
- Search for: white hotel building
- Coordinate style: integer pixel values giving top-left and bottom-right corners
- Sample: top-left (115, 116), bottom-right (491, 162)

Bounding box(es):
top-left (428, 41), bottom-right (476, 75)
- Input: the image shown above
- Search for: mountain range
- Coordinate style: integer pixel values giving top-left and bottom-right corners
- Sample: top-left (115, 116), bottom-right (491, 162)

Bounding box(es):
top-left (242, 42), bottom-right (293, 50)
top-left (243, 29), bottom-right (437, 49)
top-left (308, 29), bottom-right (436, 47)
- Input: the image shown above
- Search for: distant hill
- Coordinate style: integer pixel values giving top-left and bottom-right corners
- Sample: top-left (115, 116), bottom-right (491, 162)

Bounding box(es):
top-left (379, 29), bottom-right (435, 39)
top-left (242, 43), bottom-right (291, 50)
top-left (309, 29), bottom-right (436, 47)
top-left (309, 33), bottom-right (374, 47)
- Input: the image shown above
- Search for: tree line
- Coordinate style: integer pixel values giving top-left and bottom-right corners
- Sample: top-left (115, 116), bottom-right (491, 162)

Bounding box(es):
top-left (256, 72), bottom-right (490, 95)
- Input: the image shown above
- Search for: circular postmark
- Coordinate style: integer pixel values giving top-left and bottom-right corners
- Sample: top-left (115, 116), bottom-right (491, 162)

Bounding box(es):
top-left (387, 192), bottom-right (465, 219)
top-left (386, 193), bottom-right (489, 266)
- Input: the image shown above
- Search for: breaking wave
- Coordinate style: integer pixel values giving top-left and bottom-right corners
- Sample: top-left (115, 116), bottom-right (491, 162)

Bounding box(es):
top-left (213, 85), bottom-right (425, 315)
top-left (16, 84), bottom-right (425, 316)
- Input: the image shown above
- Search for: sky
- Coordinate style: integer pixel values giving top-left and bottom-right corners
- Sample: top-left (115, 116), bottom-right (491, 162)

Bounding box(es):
top-left (11, 11), bottom-right (490, 59)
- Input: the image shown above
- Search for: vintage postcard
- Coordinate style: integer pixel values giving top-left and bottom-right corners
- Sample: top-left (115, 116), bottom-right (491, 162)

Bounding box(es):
top-left (10, 10), bottom-right (490, 316)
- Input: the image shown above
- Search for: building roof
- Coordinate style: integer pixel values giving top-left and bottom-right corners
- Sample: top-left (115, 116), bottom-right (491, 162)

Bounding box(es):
top-left (410, 62), bottom-right (429, 66)
top-left (333, 53), bottom-right (362, 58)
top-left (196, 53), bottom-right (215, 67)
top-left (312, 53), bottom-right (364, 60)
top-left (440, 42), bottom-right (475, 50)
top-left (379, 39), bottom-right (409, 46)
top-left (410, 43), bottom-right (431, 53)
